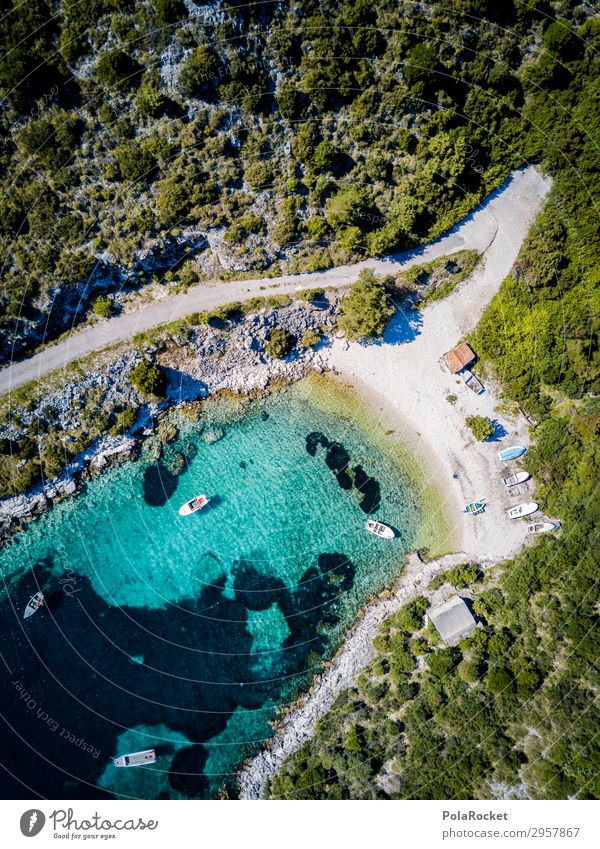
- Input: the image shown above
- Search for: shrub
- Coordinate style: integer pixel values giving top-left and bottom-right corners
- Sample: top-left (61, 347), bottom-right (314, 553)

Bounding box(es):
top-left (179, 46), bottom-right (220, 95)
top-left (111, 407), bottom-right (138, 435)
top-left (337, 269), bottom-right (394, 340)
top-left (129, 360), bottom-right (166, 397)
top-left (92, 295), bottom-right (113, 318)
top-left (301, 329), bottom-right (321, 349)
top-left (96, 49), bottom-right (141, 90)
top-left (466, 415), bottom-right (494, 441)
top-left (297, 288), bottom-right (325, 302)
top-left (265, 328), bottom-right (295, 358)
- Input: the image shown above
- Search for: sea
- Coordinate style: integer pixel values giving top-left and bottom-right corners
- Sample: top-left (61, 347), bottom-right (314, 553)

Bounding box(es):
top-left (0, 376), bottom-right (442, 799)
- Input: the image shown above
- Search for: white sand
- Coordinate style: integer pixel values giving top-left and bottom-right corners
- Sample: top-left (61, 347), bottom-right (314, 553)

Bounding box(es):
top-left (327, 167), bottom-right (551, 563)
top-left (238, 167), bottom-right (551, 798)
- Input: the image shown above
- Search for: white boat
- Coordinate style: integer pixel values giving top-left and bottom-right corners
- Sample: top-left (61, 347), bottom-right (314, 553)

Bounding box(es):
top-left (528, 521), bottom-right (560, 535)
top-left (23, 592), bottom-right (44, 620)
top-left (113, 749), bottom-right (156, 768)
top-left (502, 471), bottom-right (530, 487)
top-left (178, 494), bottom-right (209, 516)
top-left (507, 501), bottom-right (539, 520)
top-left (365, 520), bottom-right (395, 539)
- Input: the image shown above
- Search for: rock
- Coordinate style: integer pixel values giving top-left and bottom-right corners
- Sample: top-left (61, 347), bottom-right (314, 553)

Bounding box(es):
top-left (203, 428), bottom-right (224, 444)
top-left (158, 423), bottom-right (178, 444)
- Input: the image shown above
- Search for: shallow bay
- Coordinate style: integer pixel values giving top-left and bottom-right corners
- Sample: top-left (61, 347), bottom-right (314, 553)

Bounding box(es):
top-left (0, 377), bottom-right (442, 798)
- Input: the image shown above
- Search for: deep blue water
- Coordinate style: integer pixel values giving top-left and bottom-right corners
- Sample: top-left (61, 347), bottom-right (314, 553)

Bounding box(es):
top-left (0, 379), bottom-right (426, 799)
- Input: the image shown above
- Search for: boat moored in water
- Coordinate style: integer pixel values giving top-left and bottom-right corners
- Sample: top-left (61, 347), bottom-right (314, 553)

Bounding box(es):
top-left (502, 471), bottom-right (530, 487)
top-left (23, 592), bottom-right (44, 620)
top-left (498, 445), bottom-right (528, 462)
top-left (528, 521), bottom-right (560, 535)
top-left (113, 749), bottom-right (156, 768)
top-left (365, 520), bottom-right (395, 539)
top-left (507, 501), bottom-right (539, 519)
top-left (178, 495), bottom-right (210, 516)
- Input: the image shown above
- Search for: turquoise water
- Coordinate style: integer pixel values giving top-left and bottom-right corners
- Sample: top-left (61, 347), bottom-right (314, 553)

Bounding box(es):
top-left (0, 380), bottom-right (425, 799)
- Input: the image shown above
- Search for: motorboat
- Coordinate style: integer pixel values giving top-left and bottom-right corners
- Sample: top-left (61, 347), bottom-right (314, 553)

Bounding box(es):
top-left (528, 521), bottom-right (560, 534)
top-left (178, 495), bottom-right (210, 516)
top-left (23, 592), bottom-right (45, 620)
top-left (365, 520), bottom-right (395, 539)
top-left (113, 749), bottom-right (156, 768)
top-left (502, 471), bottom-right (530, 487)
top-left (464, 500), bottom-right (486, 515)
top-left (507, 501), bottom-right (539, 519)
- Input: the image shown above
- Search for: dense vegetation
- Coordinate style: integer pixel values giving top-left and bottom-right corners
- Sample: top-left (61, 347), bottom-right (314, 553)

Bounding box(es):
top-left (269, 3), bottom-right (600, 800)
top-left (0, 0), bottom-right (579, 363)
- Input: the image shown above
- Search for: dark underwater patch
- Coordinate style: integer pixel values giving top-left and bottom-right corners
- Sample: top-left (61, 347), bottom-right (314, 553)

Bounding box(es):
top-left (142, 462), bottom-right (178, 506)
top-left (305, 432), bottom-right (382, 511)
top-left (168, 745), bottom-right (209, 798)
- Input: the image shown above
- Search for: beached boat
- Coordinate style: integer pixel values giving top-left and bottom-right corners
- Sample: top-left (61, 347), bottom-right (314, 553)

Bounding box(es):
top-left (502, 471), bottom-right (530, 487)
top-left (23, 591), bottom-right (44, 620)
top-left (178, 495), bottom-right (209, 516)
top-left (528, 521), bottom-right (560, 535)
top-left (507, 501), bottom-right (539, 519)
top-left (464, 500), bottom-right (486, 515)
top-left (113, 749), bottom-right (156, 768)
top-left (365, 520), bottom-right (395, 539)
top-left (498, 445), bottom-right (527, 462)
top-left (463, 371), bottom-right (484, 394)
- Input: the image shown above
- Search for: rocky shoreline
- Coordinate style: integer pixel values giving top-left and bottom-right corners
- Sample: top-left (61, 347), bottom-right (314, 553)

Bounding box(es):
top-left (237, 550), bottom-right (493, 799)
top-left (0, 296), bottom-right (339, 541)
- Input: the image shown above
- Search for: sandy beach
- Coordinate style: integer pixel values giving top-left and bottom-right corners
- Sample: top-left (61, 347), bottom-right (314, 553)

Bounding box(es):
top-left (238, 166), bottom-right (551, 798)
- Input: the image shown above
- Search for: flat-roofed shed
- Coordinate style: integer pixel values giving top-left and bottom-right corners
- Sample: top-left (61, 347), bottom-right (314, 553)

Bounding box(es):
top-left (444, 341), bottom-right (476, 374)
top-left (428, 596), bottom-right (477, 646)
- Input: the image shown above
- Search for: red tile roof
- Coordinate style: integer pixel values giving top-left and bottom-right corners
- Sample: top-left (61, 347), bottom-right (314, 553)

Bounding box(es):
top-left (444, 342), bottom-right (476, 374)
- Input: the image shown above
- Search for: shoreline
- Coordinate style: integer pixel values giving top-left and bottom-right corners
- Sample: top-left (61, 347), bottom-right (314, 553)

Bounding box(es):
top-left (237, 166), bottom-right (551, 797)
top-left (237, 548), bottom-right (487, 800)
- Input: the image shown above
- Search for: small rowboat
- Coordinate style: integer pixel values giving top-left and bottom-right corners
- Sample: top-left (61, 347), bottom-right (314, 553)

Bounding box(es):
top-left (113, 749), bottom-right (156, 768)
top-left (502, 471), bottom-right (530, 487)
top-left (464, 500), bottom-right (486, 515)
top-left (528, 521), bottom-right (560, 535)
top-left (178, 494), bottom-right (210, 516)
top-left (498, 445), bottom-right (527, 462)
top-left (507, 501), bottom-right (538, 519)
top-left (365, 520), bottom-right (395, 539)
top-left (23, 591), bottom-right (44, 620)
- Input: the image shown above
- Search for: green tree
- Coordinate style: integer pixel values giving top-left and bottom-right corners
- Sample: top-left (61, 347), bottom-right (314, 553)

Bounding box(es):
top-left (129, 360), bottom-right (167, 397)
top-left (92, 295), bottom-right (113, 318)
top-left (96, 49), bottom-right (141, 90)
top-left (179, 46), bottom-right (221, 95)
top-left (265, 328), bottom-right (295, 358)
top-left (466, 415), bottom-right (494, 441)
top-left (337, 270), bottom-right (394, 340)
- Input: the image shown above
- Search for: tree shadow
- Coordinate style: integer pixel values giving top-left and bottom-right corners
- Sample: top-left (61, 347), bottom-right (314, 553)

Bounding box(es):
top-left (487, 419), bottom-right (508, 442)
top-left (163, 367), bottom-right (209, 403)
top-left (374, 305), bottom-right (423, 346)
